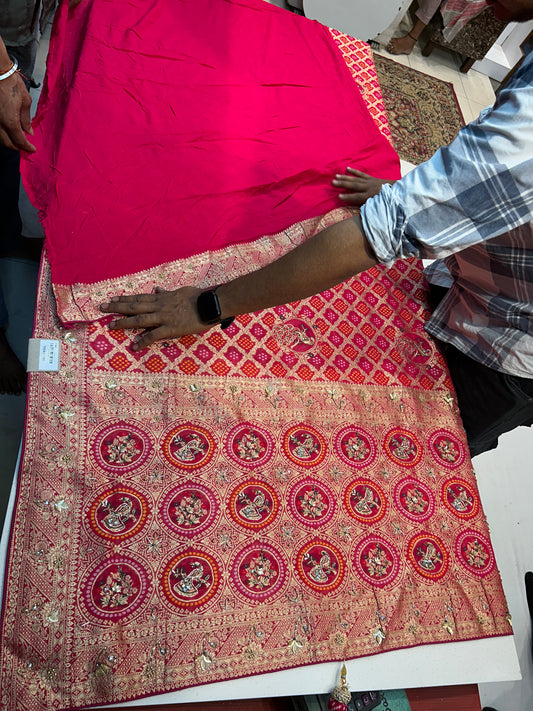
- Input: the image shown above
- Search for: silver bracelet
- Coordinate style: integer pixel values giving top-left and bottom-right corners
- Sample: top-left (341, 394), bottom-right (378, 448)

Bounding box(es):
top-left (0, 58), bottom-right (19, 81)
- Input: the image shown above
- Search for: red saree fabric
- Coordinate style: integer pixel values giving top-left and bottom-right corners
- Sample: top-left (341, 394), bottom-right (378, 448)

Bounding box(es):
top-left (21, 0), bottom-right (399, 296)
top-left (0, 244), bottom-right (512, 711)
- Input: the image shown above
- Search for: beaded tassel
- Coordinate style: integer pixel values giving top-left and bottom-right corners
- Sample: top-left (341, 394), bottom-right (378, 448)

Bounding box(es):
top-left (328, 663), bottom-right (351, 711)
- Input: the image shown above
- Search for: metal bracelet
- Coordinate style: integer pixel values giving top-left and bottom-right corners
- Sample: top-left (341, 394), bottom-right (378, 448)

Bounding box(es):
top-left (0, 58), bottom-right (19, 81)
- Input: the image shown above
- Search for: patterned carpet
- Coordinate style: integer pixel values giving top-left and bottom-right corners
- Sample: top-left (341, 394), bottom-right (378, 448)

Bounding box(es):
top-left (374, 54), bottom-right (465, 165)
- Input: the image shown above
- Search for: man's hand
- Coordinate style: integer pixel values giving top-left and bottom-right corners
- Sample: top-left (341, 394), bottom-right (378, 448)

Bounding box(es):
top-left (0, 71), bottom-right (35, 151)
top-left (100, 286), bottom-right (209, 351)
top-left (332, 167), bottom-right (394, 205)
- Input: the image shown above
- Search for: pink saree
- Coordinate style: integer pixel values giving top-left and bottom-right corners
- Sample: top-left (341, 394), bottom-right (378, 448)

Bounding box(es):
top-left (22, 0), bottom-right (399, 314)
top-left (0, 2), bottom-right (511, 710)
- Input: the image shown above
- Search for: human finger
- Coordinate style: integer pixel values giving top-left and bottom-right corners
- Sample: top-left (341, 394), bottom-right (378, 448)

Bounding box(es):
top-left (345, 167), bottom-right (371, 178)
top-left (7, 120), bottom-right (36, 152)
top-left (19, 94), bottom-right (33, 134)
top-left (13, 129), bottom-right (36, 152)
top-left (131, 326), bottom-right (176, 351)
top-left (0, 127), bottom-right (17, 151)
top-left (108, 312), bottom-right (162, 331)
top-left (100, 293), bottom-right (158, 314)
top-left (337, 193), bottom-right (363, 205)
top-left (332, 175), bottom-right (358, 188)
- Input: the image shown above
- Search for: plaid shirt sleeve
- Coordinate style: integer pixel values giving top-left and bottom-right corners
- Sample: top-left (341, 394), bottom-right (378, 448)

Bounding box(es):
top-left (361, 52), bottom-right (533, 267)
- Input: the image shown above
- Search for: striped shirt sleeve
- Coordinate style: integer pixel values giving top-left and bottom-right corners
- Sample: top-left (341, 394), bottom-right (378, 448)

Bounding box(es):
top-left (360, 52), bottom-right (533, 266)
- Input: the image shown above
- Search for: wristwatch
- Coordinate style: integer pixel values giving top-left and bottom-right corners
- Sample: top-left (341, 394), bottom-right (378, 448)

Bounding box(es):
top-left (196, 286), bottom-right (235, 329)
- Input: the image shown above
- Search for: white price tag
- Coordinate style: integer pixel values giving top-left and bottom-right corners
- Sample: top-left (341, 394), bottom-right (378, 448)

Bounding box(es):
top-left (27, 339), bottom-right (61, 372)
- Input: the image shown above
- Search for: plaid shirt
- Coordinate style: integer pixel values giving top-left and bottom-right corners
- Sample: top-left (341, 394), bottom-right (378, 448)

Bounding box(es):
top-left (361, 51), bottom-right (533, 379)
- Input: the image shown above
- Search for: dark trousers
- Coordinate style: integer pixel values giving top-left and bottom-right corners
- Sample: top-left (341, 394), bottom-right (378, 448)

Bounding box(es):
top-left (428, 284), bottom-right (533, 458)
top-left (0, 39), bottom-right (37, 247)
top-left (0, 39), bottom-right (38, 326)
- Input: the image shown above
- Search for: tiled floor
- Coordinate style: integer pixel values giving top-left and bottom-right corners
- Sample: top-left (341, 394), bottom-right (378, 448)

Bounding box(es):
top-left (0, 4), bottom-right (531, 710)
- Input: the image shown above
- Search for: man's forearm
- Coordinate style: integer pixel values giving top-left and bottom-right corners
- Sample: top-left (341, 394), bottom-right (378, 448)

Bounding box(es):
top-left (217, 215), bottom-right (377, 319)
top-left (100, 214), bottom-right (379, 350)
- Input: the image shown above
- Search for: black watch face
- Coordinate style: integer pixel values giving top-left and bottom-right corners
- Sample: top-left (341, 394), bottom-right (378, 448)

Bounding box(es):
top-left (197, 290), bottom-right (221, 324)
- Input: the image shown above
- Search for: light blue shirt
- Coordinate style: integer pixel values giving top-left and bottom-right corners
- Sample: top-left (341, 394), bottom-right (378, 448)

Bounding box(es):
top-left (361, 51), bottom-right (533, 378)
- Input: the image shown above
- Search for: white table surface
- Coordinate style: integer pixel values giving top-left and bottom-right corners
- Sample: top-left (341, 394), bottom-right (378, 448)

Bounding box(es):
top-left (303, 0), bottom-right (412, 45)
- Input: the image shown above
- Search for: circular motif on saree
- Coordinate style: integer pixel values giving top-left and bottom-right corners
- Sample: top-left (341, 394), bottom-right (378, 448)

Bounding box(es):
top-left (354, 535), bottom-right (400, 589)
top-left (87, 486), bottom-right (150, 542)
top-left (408, 533), bottom-right (449, 581)
top-left (442, 478), bottom-right (479, 520)
top-left (397, 333), bottom-right (433, 364)
top-left (161, 482), bottom-right (219, 538)
top-left (272, 318), bottom-right (316, 353)
top-left (428, 429), bottom-right (466, 469)
top-left (228, 480), bottom-right (279, 530)
top-left (344, 479), bottom-right (386, 524)
top-left (288, 478), bottom-right (336, 529)
top-left (160, 548), bottom-right (221, 610)
top-left (161, 423), bottom-right (216, 470)
top-left (394, 478), bottom-right (434, 523)
top-left (335, 426), bottom-right (377, 468)
top-left (90, 420), bottom-right (153, 474)
top-left (384, 428), bottom-right (422, 467)
top-left (231, 542), bottom-right (287, 602)
top-left (295, 539), bottom-right (345, 594)
top-left (455, 530), bottom-right (495, 578)
top-left (82, 555), bottom-right (151, 622)
top-left (282, 424), bottom-right (326, 468)
top-left (225, 423), bottom-right (274, 469)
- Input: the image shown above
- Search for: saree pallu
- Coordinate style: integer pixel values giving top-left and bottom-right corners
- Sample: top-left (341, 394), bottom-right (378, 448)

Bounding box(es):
top-left (1, 1), bottom-right (511, 709)
top-left (21, 0), bottom-right (400, 310)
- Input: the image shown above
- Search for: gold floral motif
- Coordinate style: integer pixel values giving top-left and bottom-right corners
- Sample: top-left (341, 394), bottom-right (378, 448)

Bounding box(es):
top-left (144, 533), bottom-right (164, 558)
top-left (93, 648), bottom-right (118, 679)
top-left (371, 626), bottom-right (386, 645)
top-left (464, 539), bottom-right (489, 569)
top-left (326, 388), bottom-right (346, 409)
top-left (402, 485), bottom-right (428, 514)
top-left (41, 602), bottom-right (61, 627)
top-left (196, 635), bottom-right (217, 672)
top-left (275, 466), bottom-right (291, 483)
top-left (407, 622), bottom-right (420, 635)
top-left (99, 567), bottom-right (138, 609)
top-left (436, 437), bottom-right (459, 462)
top-left (34, 497), bottom-right (70, 518)
top-left (243, 550), bottom-right (277, 590)
top-left (329, 465), bottom-right (345, 482)
top-left (214, 466), bottom-right (231, 484)
top-left (287, 637), bottom-right (304, 654)
top-left (216, 528), bottom-right (233, 551)
top-left (298, 486), bottom-right (327, 519)
top-left (338, 523), bottom-right (352, 542)
top-left (173, 493), bottom-right (207, 528)
top-left (280, 523), bottom-right (296, 545)
top-left (363, 543), bottom-right (391, 578)
top-left (105, 433), bottom-right (140, 465)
